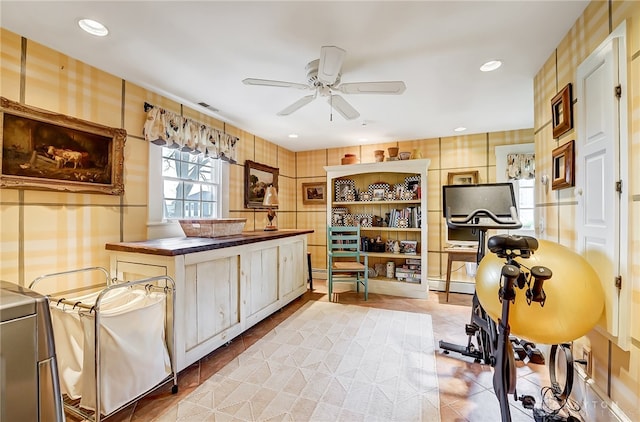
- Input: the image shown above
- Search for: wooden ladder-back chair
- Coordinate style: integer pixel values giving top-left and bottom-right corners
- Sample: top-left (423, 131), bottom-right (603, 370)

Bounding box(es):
top-left (327, 226), bottom-right (368, 301)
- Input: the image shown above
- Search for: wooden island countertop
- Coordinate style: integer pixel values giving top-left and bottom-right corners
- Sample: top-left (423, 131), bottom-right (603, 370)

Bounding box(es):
top-left (105, 229), bottom-right (314, 256)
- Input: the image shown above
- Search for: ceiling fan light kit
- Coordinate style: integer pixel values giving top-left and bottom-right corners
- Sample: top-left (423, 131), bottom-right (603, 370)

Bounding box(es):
top-left (243, 45), bottom-right (406, 120)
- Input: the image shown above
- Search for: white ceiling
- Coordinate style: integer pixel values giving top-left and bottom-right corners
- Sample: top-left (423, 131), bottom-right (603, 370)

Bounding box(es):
top-left (1, 1), bottom-right (588, 152)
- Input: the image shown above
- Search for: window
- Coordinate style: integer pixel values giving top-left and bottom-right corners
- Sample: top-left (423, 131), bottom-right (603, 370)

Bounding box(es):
top-left (494, 143), bottom-right (536, 237)
top-left (161, 148), bottom-right (220, 220)
top-left (512, 178), bottom-right (535, 235)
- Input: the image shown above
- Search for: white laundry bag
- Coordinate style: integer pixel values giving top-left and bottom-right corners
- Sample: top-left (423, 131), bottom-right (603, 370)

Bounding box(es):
top-left (49, 288), bottom-right (137, 399)
top-left (78, 291), bottom-right (171, 415)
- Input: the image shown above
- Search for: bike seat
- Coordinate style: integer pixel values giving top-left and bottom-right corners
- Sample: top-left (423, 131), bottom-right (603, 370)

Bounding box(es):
top-left (488, 234), bottom-right (538, 257)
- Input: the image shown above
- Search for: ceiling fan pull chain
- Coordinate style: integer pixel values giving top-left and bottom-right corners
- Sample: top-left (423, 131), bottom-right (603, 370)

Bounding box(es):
top-left (330, 94), bottom-right (333, 121)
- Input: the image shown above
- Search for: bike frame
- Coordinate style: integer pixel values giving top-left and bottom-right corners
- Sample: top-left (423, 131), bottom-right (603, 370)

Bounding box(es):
top-left (439, 183), bottom-right (524, 422)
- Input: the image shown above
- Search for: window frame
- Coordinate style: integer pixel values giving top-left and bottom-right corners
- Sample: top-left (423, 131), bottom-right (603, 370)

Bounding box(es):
top-left (148, 144), bottom-right (229, 239)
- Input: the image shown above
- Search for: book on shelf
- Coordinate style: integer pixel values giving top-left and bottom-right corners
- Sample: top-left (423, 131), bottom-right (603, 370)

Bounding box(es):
top-left (388, 206), bottom-right (421, 228)
top-left (395, 269), bottom-right (422, 282)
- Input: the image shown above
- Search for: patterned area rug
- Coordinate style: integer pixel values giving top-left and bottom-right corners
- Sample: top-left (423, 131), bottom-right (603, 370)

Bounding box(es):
top-left (159, 301), bottom-right (440, 421)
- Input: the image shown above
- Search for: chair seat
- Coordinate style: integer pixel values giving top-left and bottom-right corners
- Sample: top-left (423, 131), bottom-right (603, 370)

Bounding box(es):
top-left (332, 262), bottom-right (366, 271)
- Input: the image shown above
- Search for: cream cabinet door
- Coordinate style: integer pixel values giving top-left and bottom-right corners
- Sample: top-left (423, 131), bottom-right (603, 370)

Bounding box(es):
top-left (245, 247), bottom-right (279, 320)
top-left (279, 240), bottom-right (305, 302)
top-left (184, 256), bottom-right (240, 351)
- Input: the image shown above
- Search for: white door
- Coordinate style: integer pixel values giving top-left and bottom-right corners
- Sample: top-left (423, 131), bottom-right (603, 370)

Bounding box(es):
top-left (576, 23), bottom-right (628, 349)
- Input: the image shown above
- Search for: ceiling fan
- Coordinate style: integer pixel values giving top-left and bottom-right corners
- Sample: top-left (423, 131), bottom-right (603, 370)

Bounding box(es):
top-left (242, 46), bottom-right (406, 120)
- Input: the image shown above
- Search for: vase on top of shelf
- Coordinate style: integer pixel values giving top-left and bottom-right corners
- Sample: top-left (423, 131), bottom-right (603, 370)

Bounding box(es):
top-left (387, 147), bottom-right (399, 158)
top-left (341, 154), bottom-right (357, 165)
top-left (374, 150), bottom-right (385, 162)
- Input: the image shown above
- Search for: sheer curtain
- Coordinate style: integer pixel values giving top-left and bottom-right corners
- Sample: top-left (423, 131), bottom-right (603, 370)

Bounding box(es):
top-left (142, 103), bottom-right (238, 163)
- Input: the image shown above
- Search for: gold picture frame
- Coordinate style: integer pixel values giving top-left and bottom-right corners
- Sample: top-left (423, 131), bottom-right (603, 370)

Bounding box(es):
top-left (551, 83), bottom-right (573, 139)
top-left (551, 140), bottom-right (574, 190)
top-left (301, 182), bottom-right (326, 205)
top-left (447, 170), bottom-right (479, 185)
top-left (244, 160), bottom-right (278, 208)
top-left (0, 97), bottom-right (126, 195)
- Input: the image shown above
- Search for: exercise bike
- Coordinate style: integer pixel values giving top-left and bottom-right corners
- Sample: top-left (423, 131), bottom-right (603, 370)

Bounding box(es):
top-left (438, 183), bottom-right (553, 422)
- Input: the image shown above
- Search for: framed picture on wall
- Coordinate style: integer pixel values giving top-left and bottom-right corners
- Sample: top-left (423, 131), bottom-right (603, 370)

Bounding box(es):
top-left (551, 83), bottom-right (573, 139)
top-left (244, 160), bottom-right (279, 208)
top-left (551, 140), bottom-right (574, 190)
top-left (447, 170), bottom-right (479, 185)
top-left (301, 182), bottom-right (326, 204)
top-left (0, 97), bottom-right (126, 195)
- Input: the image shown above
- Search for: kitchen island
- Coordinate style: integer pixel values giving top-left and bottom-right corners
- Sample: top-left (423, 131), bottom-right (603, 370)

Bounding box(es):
top-left (106, 229), bottom-right (313, 371)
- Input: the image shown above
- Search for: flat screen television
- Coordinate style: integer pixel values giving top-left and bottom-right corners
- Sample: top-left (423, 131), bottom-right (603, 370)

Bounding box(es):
top-left (445, 226), bottom-right (480, 248)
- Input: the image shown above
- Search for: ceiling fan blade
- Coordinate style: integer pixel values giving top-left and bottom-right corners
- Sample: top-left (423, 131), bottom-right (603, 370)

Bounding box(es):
top-left (243, 78), bottom-right (310, 90)
top-left (277, 94), bottom-right (316, 116)
top-left (328, 95), bottom-right (360, 120)
top-left (337, 81), bottom-right (406, 95)
top-left (318, 46), bottom-right (346, 86)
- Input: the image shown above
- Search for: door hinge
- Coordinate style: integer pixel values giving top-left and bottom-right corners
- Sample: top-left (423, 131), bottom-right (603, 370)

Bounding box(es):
top-left (616, 180), bottom-right (622, 193)
top-left (615, 85), bottom-right (622, 99)
top-left (615, 275), bottom-right (622, 289)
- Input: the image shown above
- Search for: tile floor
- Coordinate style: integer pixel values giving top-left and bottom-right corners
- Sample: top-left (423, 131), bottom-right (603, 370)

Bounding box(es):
top-left (67, 280), bottom-right (559, 421)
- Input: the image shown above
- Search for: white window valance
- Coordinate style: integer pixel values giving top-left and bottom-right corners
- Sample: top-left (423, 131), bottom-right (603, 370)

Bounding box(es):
top-left (142, 103), bottom-right (238, 163)
top-left (506, 153), bottom-right (535, 180)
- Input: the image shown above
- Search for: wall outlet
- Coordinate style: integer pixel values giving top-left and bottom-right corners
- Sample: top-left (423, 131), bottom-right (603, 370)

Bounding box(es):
top-left (582, 345), bottom-right (593, 377)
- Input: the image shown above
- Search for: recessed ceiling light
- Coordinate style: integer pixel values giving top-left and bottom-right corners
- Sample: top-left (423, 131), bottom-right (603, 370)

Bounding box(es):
top-left (454, 127), bottom-right (467, 132)
top-left (288, 133), bottom-right (298, 138)
top-left (480, 60), bottom-right (502, 72)
top-left (78, 18), bottom-right (109, 37)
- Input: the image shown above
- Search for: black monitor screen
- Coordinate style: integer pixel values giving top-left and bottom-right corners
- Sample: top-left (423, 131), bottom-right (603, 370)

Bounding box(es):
top-left (442, 183), bottom-right (517, 218)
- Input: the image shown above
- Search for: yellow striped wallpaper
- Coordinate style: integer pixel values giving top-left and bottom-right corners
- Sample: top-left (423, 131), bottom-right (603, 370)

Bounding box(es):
top-left (532, 1), bottom-right (640, 419)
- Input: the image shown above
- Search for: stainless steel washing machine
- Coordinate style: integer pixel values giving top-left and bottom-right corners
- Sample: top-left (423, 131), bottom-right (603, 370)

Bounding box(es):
top-left (0, 280), bottom-right (64, 421)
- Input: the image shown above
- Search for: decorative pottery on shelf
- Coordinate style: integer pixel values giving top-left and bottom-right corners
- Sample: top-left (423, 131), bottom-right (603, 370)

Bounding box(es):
top-left (341, 154), bottom-right (357, 165)
top-left (398, 151), bottom-right (411, 160)
top-left (387, 147), bottom-right (399, 158)
top-left (374, 150), bottom-right (385, 162)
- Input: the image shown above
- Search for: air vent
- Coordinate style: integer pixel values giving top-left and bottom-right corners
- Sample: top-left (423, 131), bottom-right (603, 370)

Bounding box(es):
top-left (197, 102), bottom-right (219, 112)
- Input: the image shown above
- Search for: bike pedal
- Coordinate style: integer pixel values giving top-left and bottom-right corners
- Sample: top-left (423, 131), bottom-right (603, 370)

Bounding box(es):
top-left (464, 323), bottom-right (478, 335)
top-left (528, 348), bottom-right (546, 364)
top-left (519, 339), bottom-right (546, 364)
top-left (518, 394), bottom-right (536, 409)
top-left (511, 342), bottom-right (527, 361)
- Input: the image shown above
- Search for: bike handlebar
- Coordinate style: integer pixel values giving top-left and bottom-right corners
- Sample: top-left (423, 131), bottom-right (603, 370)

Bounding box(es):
top-left (445, 206), bottom-right (523, 230)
